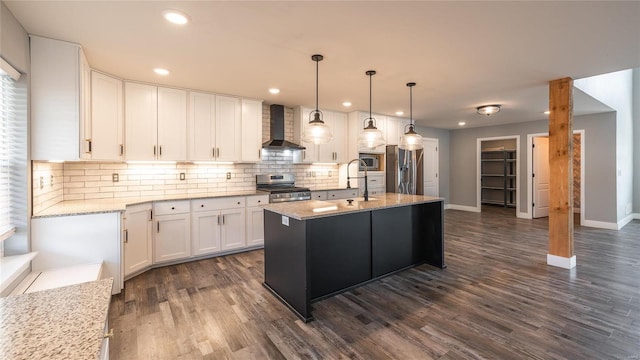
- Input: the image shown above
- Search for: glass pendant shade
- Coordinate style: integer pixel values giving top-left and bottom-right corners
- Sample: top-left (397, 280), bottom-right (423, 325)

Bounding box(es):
top-left (399, 124), bottom-right (423, 151)
top-left (302, 54), bottom-right (333, 145)
top-left (358, 119), bottom-right (385, 149)
top-left (302, 111), bottom-right (333, 145)
top-left (399, 81), bottom-right (423, 150)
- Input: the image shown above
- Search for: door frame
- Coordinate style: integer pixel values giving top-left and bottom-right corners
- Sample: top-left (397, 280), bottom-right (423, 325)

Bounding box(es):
top-left (525, 130), bottom-right (585, 225)
top-left (476, 135), bottom-right (520, 213)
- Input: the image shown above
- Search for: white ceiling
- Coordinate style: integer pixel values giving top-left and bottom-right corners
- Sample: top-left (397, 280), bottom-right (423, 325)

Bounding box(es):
top-left (5, 1), bottom-right (640, 129)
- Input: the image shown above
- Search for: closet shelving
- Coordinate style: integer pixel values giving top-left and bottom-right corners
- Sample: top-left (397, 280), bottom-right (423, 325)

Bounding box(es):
top-left (481, 149), bottom-right (517, 207)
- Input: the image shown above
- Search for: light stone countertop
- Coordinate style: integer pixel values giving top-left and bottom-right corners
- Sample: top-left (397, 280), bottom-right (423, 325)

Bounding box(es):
top-left (33, 190), bottom-right (268, 218)
top-left (0, 278), bottom-right (113, 360)
top-left (262, 193), bottom-right (443, 220)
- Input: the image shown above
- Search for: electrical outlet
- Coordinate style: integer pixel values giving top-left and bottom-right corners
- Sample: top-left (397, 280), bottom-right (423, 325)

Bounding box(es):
top-left (328, 171), bottom-right (332, 177)
top-left (112, 173), bottom-right (119, 182)
top-left (39, 176), bottom-right (43, 190)
top-left (226, 172), bottom-right (231, 180)
top-left (179, 172), bottom-right (186, 181)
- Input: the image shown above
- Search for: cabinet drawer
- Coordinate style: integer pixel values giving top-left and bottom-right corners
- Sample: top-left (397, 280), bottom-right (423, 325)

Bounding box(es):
top-left (311, 191), bottom-right (328, 200)
top-left (154, 200), bottom-right (190, 215)
top-left (367, 174), bottom-right (384, 186)
top-left (327, 189), bottom-right (359, 199)
top-left (247, 195), bottom-right (269, 207)
top-left (192, 196), bottom-right (245, 212)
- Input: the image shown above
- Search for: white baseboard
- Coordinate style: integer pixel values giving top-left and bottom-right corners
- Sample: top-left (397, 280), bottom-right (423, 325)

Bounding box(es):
top-left (617, 214), bottom-right (636, 230)
top-left (547, 254), bottom-right (576, 269)
top-left (582, 219), bottom-right (618, 230)
top-left (633, 213), bottom-right (640, 220)
top-left (446, 204), bottom-right (480, 212)
top-left (517, 211), bottom-right (531, 219)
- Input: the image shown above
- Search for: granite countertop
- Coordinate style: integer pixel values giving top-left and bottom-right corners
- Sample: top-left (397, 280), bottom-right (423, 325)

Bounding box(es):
top-left (262, 193), bottom-right (443, 220)
top-left (310, 187), bottom-right (359, 192)
top-left (0, 278), bottom-right (113, 360)
top-left (33, 190), bottom-right (268, 218)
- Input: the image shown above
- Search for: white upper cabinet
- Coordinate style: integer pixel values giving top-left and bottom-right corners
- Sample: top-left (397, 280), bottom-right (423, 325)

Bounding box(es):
top-left (189, 92), bottom-right (241, 162)
top-left (293, 106), bottom-right (347, 164)
top-left (90, 71), bottom-right (123, 161)
top-left (30, 35), bottom-right (91, 161)
top-left (241, 99), bottom-right (264, 162)
top-left (124, 82), bottom-right (187, 161)
top-left (385, 116), bottom-right (410, 147)
top-left (346, 111), bottom-right (388, 158)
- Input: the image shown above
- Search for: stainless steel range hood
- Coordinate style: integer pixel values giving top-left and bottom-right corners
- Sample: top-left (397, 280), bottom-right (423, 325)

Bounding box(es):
top-left (262, 104), bottom-right (305, 150)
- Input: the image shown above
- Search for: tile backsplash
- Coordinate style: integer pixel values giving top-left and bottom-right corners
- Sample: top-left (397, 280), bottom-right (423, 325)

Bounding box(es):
top-left (32, 104), bottom-right (342, 214)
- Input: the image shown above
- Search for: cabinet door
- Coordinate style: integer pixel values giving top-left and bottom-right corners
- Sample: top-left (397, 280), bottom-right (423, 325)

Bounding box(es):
top-left (246, 206), bottom-right (264, 247)
top-left (293, 106), bottom-right (318, 163)
top-left (220, 208), bottom-right (246, 251)
top-left (157, 87), bottom-right (187, 160)
top-left (80, 50), bottom-right (91, 160)
top-left (91, 71), bottom-right (123, 161)
top-left (241, 99), bottom-right (263, 162)
top-left (215, 95), bottom-right (241, 161)
top-left (123, 204), bottom-right (152, 277)
top-left (191, 211), bottom-right (222, 256)
top-left (311, 191), bottom-right (328, 200)
top-left (357, 112), bottom-right (387, 153)
top-left (189, 92), bottom-right (215, 161)
top-left (154, 214), bottom-right (191, 263)
top-left (30, 36), bottom-right (83, 161)
top-left (328, 189), bottom-right (359, 200)
top-left (125, 82), bottom-right (157, 160)
top-left (332, 111), bottom-right (348, 163)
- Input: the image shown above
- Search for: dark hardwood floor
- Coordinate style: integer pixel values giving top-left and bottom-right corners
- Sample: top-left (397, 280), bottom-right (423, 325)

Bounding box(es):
top-left (109, 208), bottom-right (640, 359)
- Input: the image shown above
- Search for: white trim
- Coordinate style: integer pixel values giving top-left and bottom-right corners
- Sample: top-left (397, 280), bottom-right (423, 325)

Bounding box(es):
top-left (0, 57), bottom-right (20, 81)
top-left (0, 252), bottom-right (38, 296)
top-left (582, 220), bottom-right (618, 230)
top-left (517, 212), bottom-right (531, 219)
top-left (447, 204), bottom-right (481, 212)
top-left (617, 215), bottom-right (635, 230)
top-left (633, 213), bottom-right (640, 220)
top-left (526, 130), bottom-right (585, 225)
top-left (0, 226), bottom-right (16, 243)
top-left (477, 135), bottom-right (520, 213)
top-left (547, 254), bottom-right (576, 269)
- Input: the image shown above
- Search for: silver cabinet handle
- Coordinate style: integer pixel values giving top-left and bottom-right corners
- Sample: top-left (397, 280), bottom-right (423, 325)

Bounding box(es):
top-left (120, 144), bottom-right (124, 156)
top-left (124, 229), bottom-right (128, 243)
top-left (159, 145), bottom-right (162, 156)
top-left (153, 145), bottom-right (157, 156)
top-left (157, 222), bottom-right (160, 233)
top-left (217, 148), bottom-right (220, 158)
top-left (212, 147), bottom-right (216, 158)
top-left (217, 215), bottom-right (220, 225)
top-left (222, 215), bottom-right (225, 225)
top-left (86, 139), bottom-right (92, 154)
top-left (148, 210), bottom-right (153, 221)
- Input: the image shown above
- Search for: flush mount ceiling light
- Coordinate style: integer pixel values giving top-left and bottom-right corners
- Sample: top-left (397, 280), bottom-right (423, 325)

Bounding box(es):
top-left (476, 104), bottom-right (501, 116)
top-left (357, 70), bottom-right (385, 149)
top-left (268, 88), bottom-right (280, 94)
top-left (342, 101), bottom-right (352, 107)
top-left (301, 54), bottom-right (333, 145)
top-left (458, 121), bottom-right (466, 126)
top-left (395, 111), bottom-right (404, 116)
top-left (153, 68), bottom-right (170, 76)
top-left (163, 10), bottom-right (190, 25)
top-left (399, 82), bottom-right (423, 151)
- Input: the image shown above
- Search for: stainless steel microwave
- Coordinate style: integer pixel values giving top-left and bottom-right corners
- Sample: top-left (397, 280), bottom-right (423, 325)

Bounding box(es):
top-left (359, 153), bottom-right (381, 171)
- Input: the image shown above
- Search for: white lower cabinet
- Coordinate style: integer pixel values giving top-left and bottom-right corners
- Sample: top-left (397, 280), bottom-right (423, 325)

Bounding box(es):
top-left (246, 195), bottom-right (268, 247)
top-left (153, 201), bottom-right (191, 263)
top-left (311, 191), bottom-right (328, 200)
top-left (191, 197), bottom-right (246, 256)
top-left (123, 203), bottom-right (152, 278)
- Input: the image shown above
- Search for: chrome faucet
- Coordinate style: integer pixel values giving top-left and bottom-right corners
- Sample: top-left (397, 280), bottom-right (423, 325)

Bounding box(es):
top-left (346, 159), bottom-right (369, 201)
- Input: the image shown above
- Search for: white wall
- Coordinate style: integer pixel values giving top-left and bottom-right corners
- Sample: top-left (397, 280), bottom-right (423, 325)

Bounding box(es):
top-left (575, 70), bottom-right (634, 224)
top-left (634, 69), bottom-right (640, 214)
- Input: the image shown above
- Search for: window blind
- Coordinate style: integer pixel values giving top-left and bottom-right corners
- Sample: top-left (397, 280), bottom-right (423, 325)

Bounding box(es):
top-left (0, 73), bottom-right (21, 245)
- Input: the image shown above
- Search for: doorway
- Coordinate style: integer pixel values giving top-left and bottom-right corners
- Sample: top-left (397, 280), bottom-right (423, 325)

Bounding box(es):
top-left (477, 136), bottom-right (520, 215)
top-left (527, 130), bottom-right (584, 224)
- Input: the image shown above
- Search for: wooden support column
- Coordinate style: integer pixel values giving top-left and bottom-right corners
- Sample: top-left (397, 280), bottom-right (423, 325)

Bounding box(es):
top-left (547, 77), bottom-right (575, 269)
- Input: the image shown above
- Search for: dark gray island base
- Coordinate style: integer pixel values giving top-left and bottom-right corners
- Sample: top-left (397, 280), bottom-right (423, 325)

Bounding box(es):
top-left (262, 195), bottom-right (445, 322)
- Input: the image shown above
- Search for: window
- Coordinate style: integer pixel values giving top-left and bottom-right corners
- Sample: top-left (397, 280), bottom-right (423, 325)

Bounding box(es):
top-left (0, 58), bottom-right (22, 257)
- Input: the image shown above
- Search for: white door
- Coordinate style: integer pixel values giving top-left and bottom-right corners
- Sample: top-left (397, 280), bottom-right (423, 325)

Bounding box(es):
top-left (91, 71), bottom-right (123, 161)
top-left (154, 214), bottom-right (191, 263)
top-left (423, 138), bottom-right (439, 196)
top-left (215, 95), bottom-right (241, 161)
top-left (124, 82), bottom-right (157, 160)
top-left (533, 136), bottom-right (550, 218)
top-left (192, 211), bottom-right (222, 256)
top-left (157, 87), bottom-right (187, 161)
top-left (220, 208), bottom-right (246, 251)
top-left (246, 207), bottom-right (265, 247)
top-left (123, 204), bottom-right (152, 277)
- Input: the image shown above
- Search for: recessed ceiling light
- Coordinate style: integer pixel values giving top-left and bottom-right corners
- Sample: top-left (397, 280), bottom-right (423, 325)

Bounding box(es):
top-left (163, 10), bottom-right (190, 25)
top-left (153, 68), bottom-right (170, 76)
top-left (544, 110), bottom-right (551, 115)
top-left (342, 101), bottom-right (352, 107)
top-left (268, 88), bottom-right (280, 94)
top-left (458, 121), bottom-right (466, 126)
top-left (395, 111), bottom-right (404, 116)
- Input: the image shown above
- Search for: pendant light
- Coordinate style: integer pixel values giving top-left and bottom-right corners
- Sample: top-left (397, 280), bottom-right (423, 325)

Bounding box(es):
top-left (399, 82), bottom-right (423, 150)
top-left (301, 54), bottom-right (333, 145)
top-left (357, 70), bottom-right (385, 149)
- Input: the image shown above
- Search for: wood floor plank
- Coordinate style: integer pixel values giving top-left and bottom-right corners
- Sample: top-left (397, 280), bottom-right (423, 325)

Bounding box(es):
top-left (110, 207), bottom-right (640, 359)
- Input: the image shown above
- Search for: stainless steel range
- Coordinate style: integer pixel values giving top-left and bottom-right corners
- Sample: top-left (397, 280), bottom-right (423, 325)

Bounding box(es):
top-left (256, 173), bottom-right (311, 203)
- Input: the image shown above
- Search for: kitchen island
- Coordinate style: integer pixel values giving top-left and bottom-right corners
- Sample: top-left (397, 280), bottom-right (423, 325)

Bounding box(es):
top-left (262, 193), bottom-right (444, 322)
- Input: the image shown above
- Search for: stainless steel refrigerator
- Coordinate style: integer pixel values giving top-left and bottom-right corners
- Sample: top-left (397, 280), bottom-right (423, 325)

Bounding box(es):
top-left (386, 145), bottom-right (424, 195)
